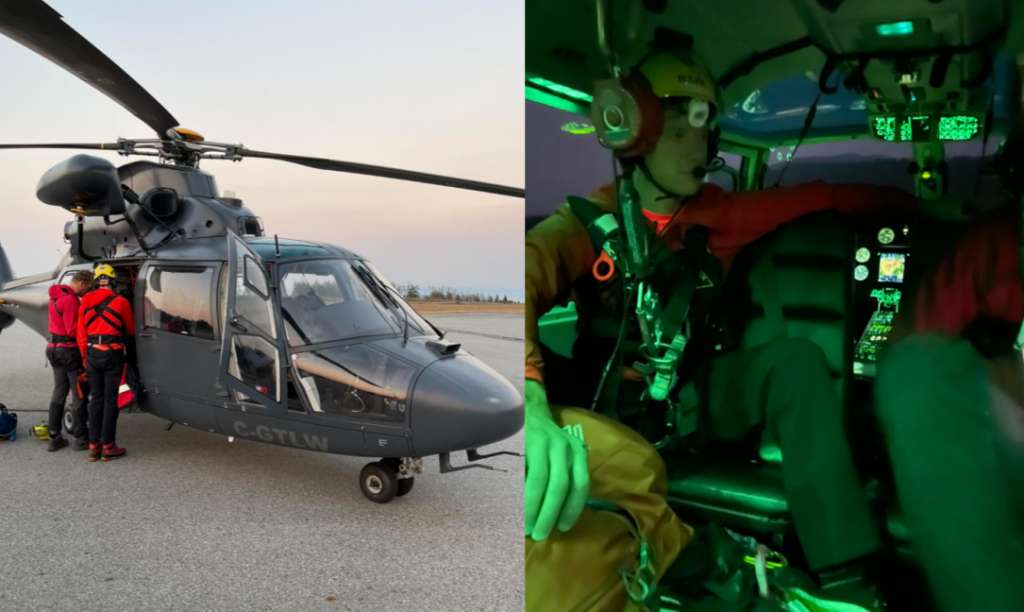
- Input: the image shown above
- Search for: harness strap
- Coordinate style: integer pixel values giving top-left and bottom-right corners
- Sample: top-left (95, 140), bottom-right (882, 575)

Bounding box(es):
top-left (87, 335), bottom-right (124, 344)
top-left (84, 295), bottom-right (127, 337)
top-left (51, 286), bottom-right (70, 318)
top-left (568, 196), bottom-right (621, 256)
top-left (657, 225), bottom-right (718, 336)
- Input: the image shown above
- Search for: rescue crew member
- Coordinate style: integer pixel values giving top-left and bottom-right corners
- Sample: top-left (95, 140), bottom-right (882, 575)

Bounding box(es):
top-left (874, 133), bottom-right (1024, 611)
top-left (525, 46), bottom-right (967, 582)
top-left (45, 270), bottom-right (92, 451)
top-left (77, 264), bottom-right (134, 462)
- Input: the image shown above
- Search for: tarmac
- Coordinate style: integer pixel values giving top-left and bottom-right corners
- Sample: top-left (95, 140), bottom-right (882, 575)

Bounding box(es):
top-left (0, 313), bottom-right (525, 612)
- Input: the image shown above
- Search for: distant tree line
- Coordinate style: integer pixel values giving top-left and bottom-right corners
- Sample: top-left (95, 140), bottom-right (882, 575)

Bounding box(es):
top-left (394, 283), bottom-right (518, 304)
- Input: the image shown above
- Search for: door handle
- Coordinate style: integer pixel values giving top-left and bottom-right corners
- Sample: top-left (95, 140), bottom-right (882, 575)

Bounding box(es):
top-left (139, 333), bottom-right (155, 338)
top-left (229, 318), bottom-right (248, 332)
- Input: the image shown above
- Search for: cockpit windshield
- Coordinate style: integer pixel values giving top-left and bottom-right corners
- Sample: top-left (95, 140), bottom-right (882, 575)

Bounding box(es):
top-left (279, 259), bottom-right (437, 346)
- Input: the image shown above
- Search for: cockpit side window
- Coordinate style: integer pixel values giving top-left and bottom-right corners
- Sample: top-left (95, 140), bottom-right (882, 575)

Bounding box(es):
top-left (143, 266), bottom-right (217, 340)
top-left (526, 100), bottom-right (614, 231)
top-left (235, 252), bottom-right (277, 339)
top-left (762, 139), bottom-right (915, 190)
top-left (707, 151), bottom-right (744, 193)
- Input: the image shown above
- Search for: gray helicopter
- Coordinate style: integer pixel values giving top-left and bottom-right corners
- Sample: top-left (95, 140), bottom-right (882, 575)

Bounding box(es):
top-left (0, 0), bottom-right (524, 503)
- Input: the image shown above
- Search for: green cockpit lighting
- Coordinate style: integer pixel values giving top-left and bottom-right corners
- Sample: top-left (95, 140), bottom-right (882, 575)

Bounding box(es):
top-left (873, 116), bottom-right (898, 142)
top-left (871, 288), bottom-right (902, 310)
top-left (561, 122), bottom-right (595, 135)
top-left (527, 77), bottom-right (593, 103)
top-left (876, 21), bottom-right (914, 37)
top-left (938, 116), bottom-right (981, 140)
top-left (871, 115), bottom-right (980, 142)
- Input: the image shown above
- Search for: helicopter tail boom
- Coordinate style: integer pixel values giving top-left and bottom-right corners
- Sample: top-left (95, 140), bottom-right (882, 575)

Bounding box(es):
top-left (0, 242), bottom-right (16, 332)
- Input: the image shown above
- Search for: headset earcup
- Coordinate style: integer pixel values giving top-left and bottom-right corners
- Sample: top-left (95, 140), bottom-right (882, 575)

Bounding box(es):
top-left (620, 73), bottom-right (663, 158)
top-left (622, 72), bottom-right (663, 158)
top-left (591, 73), bottom-right (663, 159)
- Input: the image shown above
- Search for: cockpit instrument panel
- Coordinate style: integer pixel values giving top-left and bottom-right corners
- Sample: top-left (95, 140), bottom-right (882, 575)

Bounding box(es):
top-left (878, 253), bottom-right (906, 283)
top-left (869, 114), bottom-right (982, 143)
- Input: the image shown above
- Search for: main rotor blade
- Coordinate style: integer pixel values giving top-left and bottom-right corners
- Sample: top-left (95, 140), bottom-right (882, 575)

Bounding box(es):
top-left (236, 148), bottom-right (525, 199)
top-left (0, 0), bottom-right (179, 137)
top-left (0, 142), bottom-right (124, 151)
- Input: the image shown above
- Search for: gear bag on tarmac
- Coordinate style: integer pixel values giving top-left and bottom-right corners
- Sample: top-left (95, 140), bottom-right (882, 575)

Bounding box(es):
top-left (117, 364), bottom-right (140, 412)
top-left (0, 404), bottom-right (17, 441)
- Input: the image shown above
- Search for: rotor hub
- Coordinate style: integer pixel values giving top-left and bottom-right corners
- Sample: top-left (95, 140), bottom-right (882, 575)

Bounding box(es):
top-left (170, 127), bottom-right (205, 143)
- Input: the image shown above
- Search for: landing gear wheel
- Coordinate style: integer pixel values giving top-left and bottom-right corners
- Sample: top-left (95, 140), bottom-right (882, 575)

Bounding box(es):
top-left (396, 477), bottom-right (414, 497)
top-left (359, 462), bottom-right (398, 503)
top-left (63, 406), bottom-right (74, 433)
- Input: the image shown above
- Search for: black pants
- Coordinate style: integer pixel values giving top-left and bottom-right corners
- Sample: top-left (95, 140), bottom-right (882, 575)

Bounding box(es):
top-left (46, 347), bottom-right (87, 438)
top-left (86, 347), bottom-right (124, 445)
top-left (702, 338), bottom-right (880, 571)
top-left (876, 335), bottom-right (1024, 612)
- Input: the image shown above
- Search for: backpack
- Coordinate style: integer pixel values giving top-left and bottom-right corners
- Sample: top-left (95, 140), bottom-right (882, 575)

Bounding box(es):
top-left (525, 406), bottom-right (694, 612)
top-left (117, 364), bottom-right (141, 412)
top-left (0, 404), bottom-right (17, 441)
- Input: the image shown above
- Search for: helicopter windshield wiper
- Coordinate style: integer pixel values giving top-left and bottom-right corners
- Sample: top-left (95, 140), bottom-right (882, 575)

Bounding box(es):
top-left (353, 264), bottom-right (433, 345)
top-left (378, 279), bottom-right (414, 346)
top-left (352, 264), bottom-right (398, 309)
top-left (351, 264), bottom-right (409, 342)
top-left (379, 279), bottom-right (445, 342)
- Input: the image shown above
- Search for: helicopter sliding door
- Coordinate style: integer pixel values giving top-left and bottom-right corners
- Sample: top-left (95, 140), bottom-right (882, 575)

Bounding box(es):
top-left (136, 261), bottom-right (224, 432)
top-left (218, 234), bottom-right (288, 413)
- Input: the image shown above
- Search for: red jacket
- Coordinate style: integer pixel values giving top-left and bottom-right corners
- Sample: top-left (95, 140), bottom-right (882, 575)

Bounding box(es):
top-left (909, 205), bottom-right (1023, 336)
top-left (77, 288), bottom-right (135, 356)
top-left (525, 181), bottom-right (919, 382)
top-left (47, 284), bottom-right (80, 348)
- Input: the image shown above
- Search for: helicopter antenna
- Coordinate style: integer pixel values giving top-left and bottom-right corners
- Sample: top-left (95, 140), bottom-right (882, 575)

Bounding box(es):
top-left (274, 234), bottom-right (281, 259)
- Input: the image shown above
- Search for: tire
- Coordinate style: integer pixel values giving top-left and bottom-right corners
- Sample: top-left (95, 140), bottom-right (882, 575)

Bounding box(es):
top-left (396, 477), bottom-right (414, 497)
top-left (63, 406), bottom-right (74, 433)
top-left (359, 462), bottom-right (398, 504)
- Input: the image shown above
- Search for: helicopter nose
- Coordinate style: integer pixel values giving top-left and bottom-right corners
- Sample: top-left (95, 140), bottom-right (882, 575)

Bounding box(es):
top-left (409, 354), bottom-right (524, 457)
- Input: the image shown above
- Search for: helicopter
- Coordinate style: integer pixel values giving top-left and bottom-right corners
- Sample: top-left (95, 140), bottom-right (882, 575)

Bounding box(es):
top-left (0, 0), bottom-right (525, 503)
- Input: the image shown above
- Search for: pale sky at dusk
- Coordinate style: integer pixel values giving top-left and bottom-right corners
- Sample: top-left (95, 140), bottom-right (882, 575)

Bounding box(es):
top-left (0, 0), bottom-right (524, 298)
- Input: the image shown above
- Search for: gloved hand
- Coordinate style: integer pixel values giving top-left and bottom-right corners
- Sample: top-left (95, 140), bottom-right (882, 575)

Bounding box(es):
top-left (525, 379), bottom-right (590, 541)
top-left (919, 193), bottom-right (977, 222)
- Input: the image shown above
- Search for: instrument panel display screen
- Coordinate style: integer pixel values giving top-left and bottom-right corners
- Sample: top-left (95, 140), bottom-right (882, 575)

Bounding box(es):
top-left (870, 115), bottom-right (981, 142)
top-left (878, 253), bottom-right (905, 283)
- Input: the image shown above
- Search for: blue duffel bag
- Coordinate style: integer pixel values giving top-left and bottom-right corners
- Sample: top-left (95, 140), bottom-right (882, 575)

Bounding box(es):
top-left (0, 404), bottom-right (17, 441)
